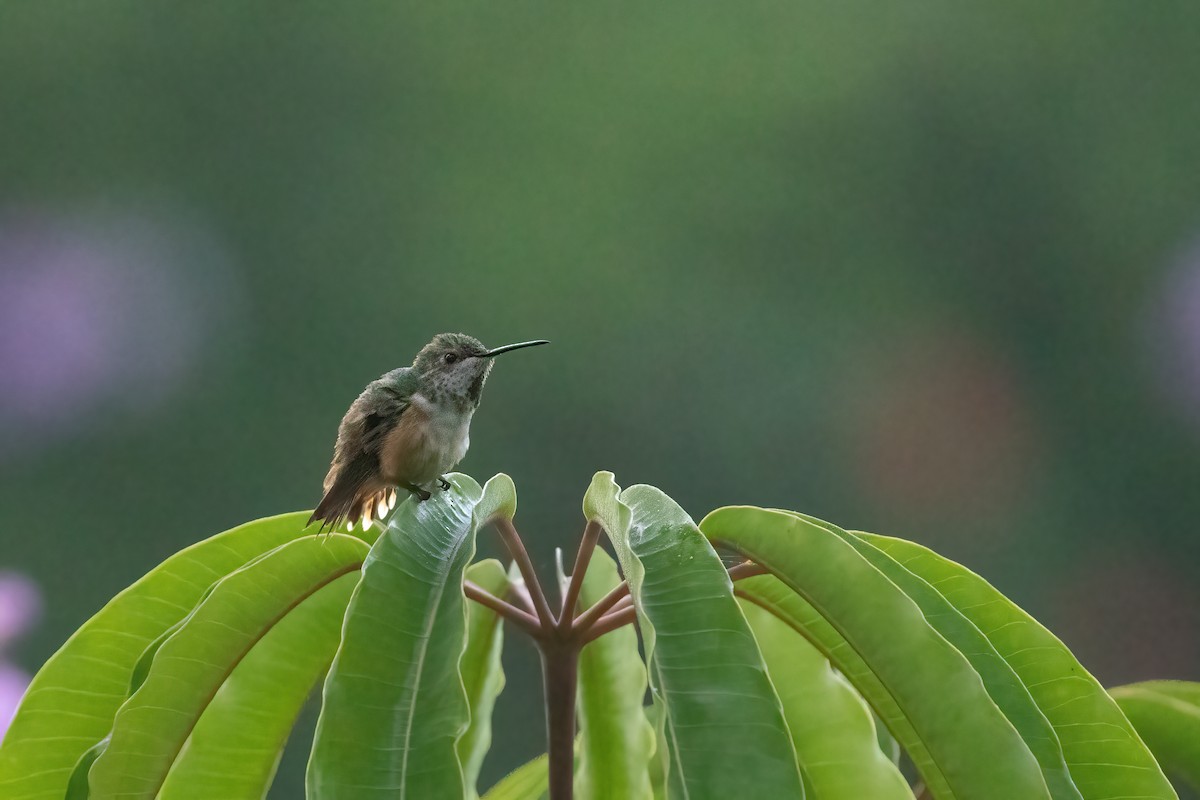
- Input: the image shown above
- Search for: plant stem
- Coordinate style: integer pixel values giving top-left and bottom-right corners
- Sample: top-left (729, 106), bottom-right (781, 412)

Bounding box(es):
top-left (727, 561), bottom-right (767, 581)
top-left (463, 518), bottom-right (774, 800)
top-left (571, 581), bottom-right (629, 632)
top-left (510, 582), bottom-right (537, 615)
top-left (583, 604), bottom-right (638, 643)
top-left (494, 517), bottom-right (557, 627)
top-left (607, 595), bottom-right (634, 615)
top-left (463, 580), bottom-right (541, 636)
top-left (558, 520), bottom-right (601, 630)
top-left (540, 640), bottom-right (578, 800)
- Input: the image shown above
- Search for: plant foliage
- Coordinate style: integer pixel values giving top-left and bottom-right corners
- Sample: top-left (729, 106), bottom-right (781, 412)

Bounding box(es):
top-left (0, 473), bottom-right (1192, 800)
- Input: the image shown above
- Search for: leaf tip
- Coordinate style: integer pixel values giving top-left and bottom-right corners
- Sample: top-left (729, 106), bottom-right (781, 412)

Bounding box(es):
top-left (583, 471), bottom-right (632, 539)
top-left (474, 473), bottom-right (517, 527)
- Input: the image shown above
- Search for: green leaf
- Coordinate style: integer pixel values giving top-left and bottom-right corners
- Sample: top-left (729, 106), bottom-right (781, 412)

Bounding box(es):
top-left (645, 705), bottom-right (667, 800)
top-left (0, 511), bottom-right (363, 800)
top-left (87, 533), bottom-right (369, 797)
top-left (481, 754), bottom-right (549, 800)
top-left (604, 478), bottom-right (805, 799)
top-left (308, 473), bottom-right (484, 800)
top-left (1109, 681), bottom-right (1200, 792)
top-left (739, 599), bottom-right (911, 799)
top-left (874, 710), bottom-right (902, 767)
top-left (793, 520), bottom-right (1079, 799)
top-left (863, 533), bottom-right (1178, 800)
top-left (158, 570), bottom-right (360, 799)
top-left (458, 559), bottom-right (510, 799)
top-left (475, 472), bottom-right (518, 527)
top-left (732, 572), bottom-right (943, 792)
top-left (702, 506), bottom-right (1050, 800)
top-left (64, 737), bottom-right (108, 800)
top-left (582, 472), bottom-right (637, 623)
top-left (573, 548), bottom-right (654, 800)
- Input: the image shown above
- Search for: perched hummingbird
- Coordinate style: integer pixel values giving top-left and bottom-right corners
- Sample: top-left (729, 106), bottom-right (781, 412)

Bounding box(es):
top-left (309, 333), bottom-right (549, 531)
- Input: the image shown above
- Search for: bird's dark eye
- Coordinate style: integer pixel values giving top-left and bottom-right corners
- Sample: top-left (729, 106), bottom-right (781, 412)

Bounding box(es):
top-left (443, 352), bottom-right (458, 364)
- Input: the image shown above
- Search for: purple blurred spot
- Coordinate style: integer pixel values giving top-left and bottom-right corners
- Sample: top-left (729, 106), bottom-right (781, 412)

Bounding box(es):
top-left (0, 242), bottom-right (114, 422)
top-left (0, 205), bottom-right (240, 457)
top-left (0, 663), bottom-right (29, 743)
top-left (1148, 239), bottom-right (1200, 425)
top-left (0, 572), bottom-right (38, 745)
top-left (0, 573), bottom-right (40, 646)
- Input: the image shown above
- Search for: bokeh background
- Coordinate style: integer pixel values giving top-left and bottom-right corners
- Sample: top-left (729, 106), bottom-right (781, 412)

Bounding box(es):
top-left (3, 3), bottom-right (1200, 795)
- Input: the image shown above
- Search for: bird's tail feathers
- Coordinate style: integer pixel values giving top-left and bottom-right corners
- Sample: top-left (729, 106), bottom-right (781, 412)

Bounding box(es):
top-left (308, 459), bottom-right (394, 533)
top-left (307, 460), bottom-right (367, 534)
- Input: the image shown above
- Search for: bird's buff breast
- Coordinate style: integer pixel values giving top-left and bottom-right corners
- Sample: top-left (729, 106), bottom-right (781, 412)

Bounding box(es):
top-left (381, 393), bottom-right (473, 486)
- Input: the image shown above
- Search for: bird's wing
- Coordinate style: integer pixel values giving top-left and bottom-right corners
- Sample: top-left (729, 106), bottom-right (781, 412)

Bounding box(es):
top-left (336, 368), bottom-right (419, 464)
top-left (311, 368), bottom-right (419, 529)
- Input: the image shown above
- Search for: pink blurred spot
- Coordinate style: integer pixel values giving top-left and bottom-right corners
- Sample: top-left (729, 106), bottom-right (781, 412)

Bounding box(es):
top-left (841, 329), bottom-right (1035, 523)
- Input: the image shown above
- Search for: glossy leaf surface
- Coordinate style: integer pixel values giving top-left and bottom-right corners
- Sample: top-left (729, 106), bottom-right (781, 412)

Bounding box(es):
top-left (702, 506), bottom-right (1050, 800)
top-left (809, 521), bottom-right (1078, 799)
top-left (863, 533), bottom-right (1177, 800)
top-left (595, 475), bottom-right (805, 799)
top-left (308, 474), bottom-right (483, 800)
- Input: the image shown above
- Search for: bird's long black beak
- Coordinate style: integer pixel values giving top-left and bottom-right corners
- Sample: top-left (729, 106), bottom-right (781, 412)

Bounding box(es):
top-left (478, 340), bottom-right (551, 358)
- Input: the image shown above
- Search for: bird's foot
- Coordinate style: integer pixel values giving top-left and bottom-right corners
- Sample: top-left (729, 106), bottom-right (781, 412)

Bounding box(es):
top-left (437, 476), bottom-right (451, 491)
top-left (402, 482), bottom-right (432, 502)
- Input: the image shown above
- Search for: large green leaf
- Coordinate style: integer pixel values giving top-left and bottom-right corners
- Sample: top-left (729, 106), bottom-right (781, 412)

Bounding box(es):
top-left (158, 570), bottom-right (360, 798)
top-left (863, 533), bottom-right (1177, 800)
top-left (481, 754), bottom-right (549, 800)
top-left (571, 548), bottom-right (654, 800)
top-left (307, 473), bottom-right (484, 800)
top-left (589, 474), bottom-right (805, 799)
top-left (87, 533), bottom-right (369, 797)
top-left (458, 558), bottom-right (510, 799)
top-left (0, 512), bottom-right (367, 800)
top-left (702, 506), bottom-right (1050, 800)
top-left (1110, 681), bottom-right (1200, 792)
top-left (782, 518), bottom-right (1078, 799)
top-left (733, 572), bottom-right (944, 793)
top-left (738, 599), bottom-right (911, 799)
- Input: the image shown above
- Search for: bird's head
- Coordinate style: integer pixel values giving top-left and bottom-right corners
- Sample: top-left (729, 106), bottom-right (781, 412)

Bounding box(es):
top-left (413, 332), bottom-right (549, 406)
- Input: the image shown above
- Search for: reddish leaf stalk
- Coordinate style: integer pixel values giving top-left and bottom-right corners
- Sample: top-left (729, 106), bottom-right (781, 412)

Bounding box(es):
top-left (462, 518), bottom-right (770, 800)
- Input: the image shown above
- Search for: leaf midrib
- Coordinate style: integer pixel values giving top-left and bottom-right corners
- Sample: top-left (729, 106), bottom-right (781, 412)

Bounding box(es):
top-left (731, 574), bottom-right (952, 799)
top-left (397, 557), bottom-right (458, 800)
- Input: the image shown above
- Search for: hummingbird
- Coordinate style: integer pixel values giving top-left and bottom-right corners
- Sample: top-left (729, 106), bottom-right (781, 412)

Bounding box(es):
top-left (308, 332), bottom-right (549, 531)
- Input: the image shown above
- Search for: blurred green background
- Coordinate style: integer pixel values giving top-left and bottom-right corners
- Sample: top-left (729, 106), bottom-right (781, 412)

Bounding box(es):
top-left (2, 2), bottom-right (1200, 794)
